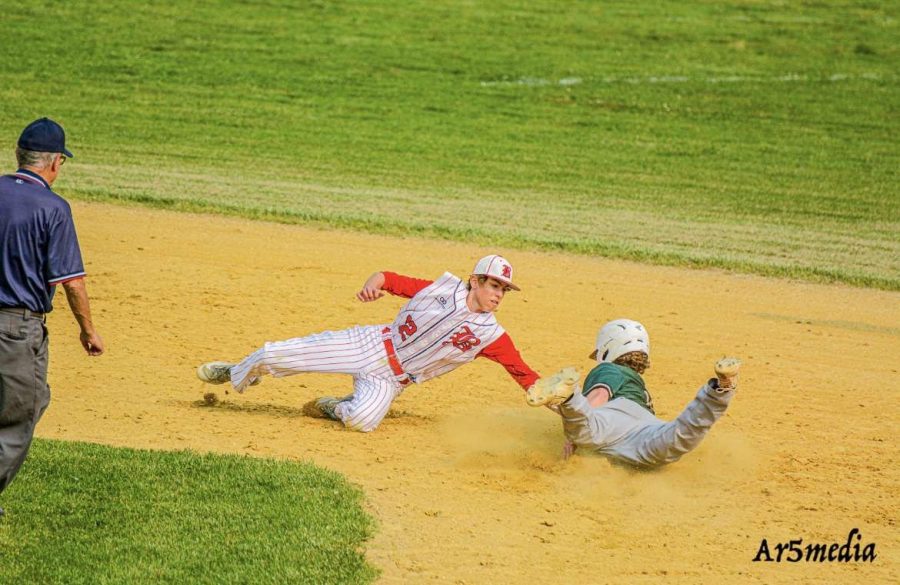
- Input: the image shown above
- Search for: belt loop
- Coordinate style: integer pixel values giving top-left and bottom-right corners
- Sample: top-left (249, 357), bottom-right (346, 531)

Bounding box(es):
top-left (25, 308), bottom-right (45, 322)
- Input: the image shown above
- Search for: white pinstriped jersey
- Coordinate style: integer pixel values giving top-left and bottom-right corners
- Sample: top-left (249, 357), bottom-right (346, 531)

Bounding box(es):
top-left (389, 272), bottom-right (505, 384)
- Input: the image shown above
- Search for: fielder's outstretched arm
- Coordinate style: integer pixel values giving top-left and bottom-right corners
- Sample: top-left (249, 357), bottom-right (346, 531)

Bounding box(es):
top-left (477, 334), bottom-right (540, 389)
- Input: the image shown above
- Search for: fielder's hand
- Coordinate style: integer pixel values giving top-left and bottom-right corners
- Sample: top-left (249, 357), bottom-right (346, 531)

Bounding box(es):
top-left (357, 272), bottom-right (386, 302)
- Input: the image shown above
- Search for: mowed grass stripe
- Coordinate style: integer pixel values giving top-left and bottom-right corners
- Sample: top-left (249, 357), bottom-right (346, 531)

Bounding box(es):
top-left (0, 440), bottom-right (377, 585)
top-left (0, 0), bottom-right (896, 288)
top-left (68, 165), bottom-right (899, 290)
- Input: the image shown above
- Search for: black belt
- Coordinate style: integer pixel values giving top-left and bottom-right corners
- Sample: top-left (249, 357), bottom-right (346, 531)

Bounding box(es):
top-left (0, 307), bottom-right (46, 321)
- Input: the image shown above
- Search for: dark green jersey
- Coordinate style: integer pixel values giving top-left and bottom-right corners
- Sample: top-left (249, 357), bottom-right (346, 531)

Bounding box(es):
top-left (582, 362), bottom-right (654, 413)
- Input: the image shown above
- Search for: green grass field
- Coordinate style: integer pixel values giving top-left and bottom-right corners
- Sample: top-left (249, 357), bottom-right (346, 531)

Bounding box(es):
top-left (0, 0), bottom-right (896, 288)
top-left (0, 440), bottom-right (377, 584)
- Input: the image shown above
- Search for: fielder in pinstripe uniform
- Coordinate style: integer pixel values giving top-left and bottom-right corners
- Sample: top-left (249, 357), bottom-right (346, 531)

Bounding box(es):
top-left (197, 255), bottom-right (540, 432)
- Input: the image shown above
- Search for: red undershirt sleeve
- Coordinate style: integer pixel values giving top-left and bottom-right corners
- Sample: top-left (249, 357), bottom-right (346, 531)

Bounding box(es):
top-left (477, 333), bottom-right (541, 390)
top-left (381, 272), bottom-right (434, 298)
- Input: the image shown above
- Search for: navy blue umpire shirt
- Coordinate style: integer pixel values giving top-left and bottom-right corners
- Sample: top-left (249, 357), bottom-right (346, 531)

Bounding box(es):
top-left (0, 169), bottom-right (85, 313)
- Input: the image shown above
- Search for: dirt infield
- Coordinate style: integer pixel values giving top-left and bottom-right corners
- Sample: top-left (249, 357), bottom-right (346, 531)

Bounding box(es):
top-left (41, 202), bottom-right (897, 584)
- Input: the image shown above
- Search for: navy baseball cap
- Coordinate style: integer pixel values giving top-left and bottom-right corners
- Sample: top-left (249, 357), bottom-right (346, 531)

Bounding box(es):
top-left (17, 117), bottom-right (74, 158)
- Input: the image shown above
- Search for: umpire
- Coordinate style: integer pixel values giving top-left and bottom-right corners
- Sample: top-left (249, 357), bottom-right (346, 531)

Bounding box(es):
top-left (0, 118), bottom-right (104, 517)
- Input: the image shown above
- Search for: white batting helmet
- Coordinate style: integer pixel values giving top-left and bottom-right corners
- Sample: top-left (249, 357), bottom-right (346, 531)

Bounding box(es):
top-left (472, 255), bottom-right (520, 291)
top-left (589, 319), bottom-right (650, 362)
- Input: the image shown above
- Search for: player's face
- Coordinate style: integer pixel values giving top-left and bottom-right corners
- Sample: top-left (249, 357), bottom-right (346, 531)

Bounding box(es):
top-left (469, 276), bottom-right (511, 312)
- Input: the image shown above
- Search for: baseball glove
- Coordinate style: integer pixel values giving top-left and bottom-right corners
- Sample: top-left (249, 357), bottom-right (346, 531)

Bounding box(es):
top-left (526, 367), bottom-right (580, 407)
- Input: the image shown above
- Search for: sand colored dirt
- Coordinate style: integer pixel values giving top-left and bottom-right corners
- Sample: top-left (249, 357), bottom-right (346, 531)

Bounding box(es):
top-left (39, 202), bottom-right (896, 584)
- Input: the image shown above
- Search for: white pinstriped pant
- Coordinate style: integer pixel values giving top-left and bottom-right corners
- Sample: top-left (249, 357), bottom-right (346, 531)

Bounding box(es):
top-left (229, 325), bottom-right (405, 432)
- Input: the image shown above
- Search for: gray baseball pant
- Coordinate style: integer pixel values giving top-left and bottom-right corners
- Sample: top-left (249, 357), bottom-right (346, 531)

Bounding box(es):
top-left (0, 309), bottom-right (50, 494)
top-left (560, 381), bottom-right (733, 469)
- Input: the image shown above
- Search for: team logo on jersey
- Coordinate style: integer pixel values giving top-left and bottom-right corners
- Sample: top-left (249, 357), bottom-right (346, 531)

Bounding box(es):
top-left (442, 325), bottom-right (481, 352)
top-left (501, 264), bottom-right (511, 278)
top-left (398, 315), bottom-right (418, 341)
top-left (438, 296), bottom-right (447, 306)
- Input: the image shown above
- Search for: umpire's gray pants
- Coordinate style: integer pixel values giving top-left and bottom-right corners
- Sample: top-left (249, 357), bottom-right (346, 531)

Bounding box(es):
top-left (560, 381), bottom-right (733, 469)
top-left (0, 309), bottom-right (50, 494)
